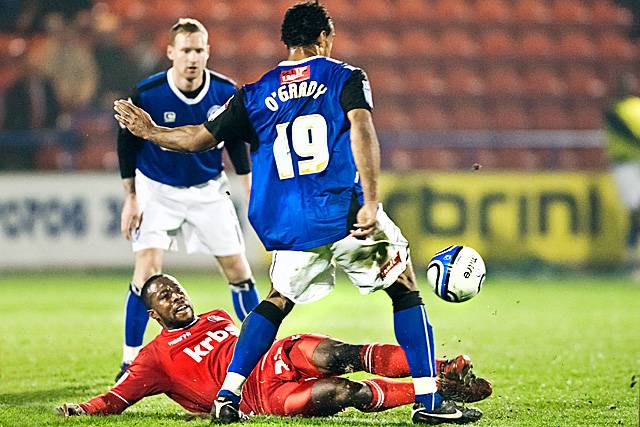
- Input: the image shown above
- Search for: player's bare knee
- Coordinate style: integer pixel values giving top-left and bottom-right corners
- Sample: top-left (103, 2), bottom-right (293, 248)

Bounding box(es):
top-left (132, 249), bottom-right (163, 288)
top-left (265, 288), bottom-right (295, 315)
top-left (313, 339), bottom-right (362, 374)
top-left (216, 254), bottom-right (251, 283)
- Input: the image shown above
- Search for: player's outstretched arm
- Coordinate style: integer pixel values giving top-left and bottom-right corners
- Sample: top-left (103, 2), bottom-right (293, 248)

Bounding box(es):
top-left (114, 100), bottom-right (217, 152)
top-left (348, 108), bottom-right (380, 238)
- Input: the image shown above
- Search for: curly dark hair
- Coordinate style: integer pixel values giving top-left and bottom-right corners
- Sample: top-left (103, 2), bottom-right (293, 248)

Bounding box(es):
top-left (281, 1), bottom-right (333, 48)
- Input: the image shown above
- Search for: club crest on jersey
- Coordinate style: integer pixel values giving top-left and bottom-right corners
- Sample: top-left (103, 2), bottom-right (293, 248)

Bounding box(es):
top-left (163, 111), bottom-right (176, 123)
top-left (280, 65), bottom-right (310, 84)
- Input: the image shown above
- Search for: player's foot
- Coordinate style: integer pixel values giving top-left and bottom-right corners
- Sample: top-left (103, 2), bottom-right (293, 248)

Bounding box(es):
top-left (412, 400), bottom-right (483, 425)
top-left (437, 355), bottom-right (492, 403)
top-left (439, 355), bottom-right (473, 379)
top-left (114, 362), bottom-right (130, 382)
top-left (211, 395), bottom-right (246, 424)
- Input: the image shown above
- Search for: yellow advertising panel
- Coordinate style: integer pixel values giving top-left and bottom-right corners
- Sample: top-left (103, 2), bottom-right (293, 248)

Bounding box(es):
top-left (379, 172), bottom-right (627, 267)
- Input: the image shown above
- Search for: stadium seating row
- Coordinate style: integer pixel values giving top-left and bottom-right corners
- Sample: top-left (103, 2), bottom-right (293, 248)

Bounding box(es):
top-left (105, 0), bottom-right (632, 25)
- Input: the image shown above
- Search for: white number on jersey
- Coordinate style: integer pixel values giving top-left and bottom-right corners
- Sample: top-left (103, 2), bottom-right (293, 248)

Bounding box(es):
top-left (273, 114), bottom-right (329, 180)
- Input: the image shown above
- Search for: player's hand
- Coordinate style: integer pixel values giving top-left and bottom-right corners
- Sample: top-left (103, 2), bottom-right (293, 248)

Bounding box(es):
top-left (121, 193), bottom-right (143, 241)
top-left (351, 201), bottom-right (378, 238)
top-left (56, 403), bottom-right (86, 416)
top-left (114, 99), bottom-right (156, 139)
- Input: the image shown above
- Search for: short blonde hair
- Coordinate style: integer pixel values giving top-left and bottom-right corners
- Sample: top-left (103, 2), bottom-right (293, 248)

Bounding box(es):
top-left (169, 18), bottom-right (208, 45)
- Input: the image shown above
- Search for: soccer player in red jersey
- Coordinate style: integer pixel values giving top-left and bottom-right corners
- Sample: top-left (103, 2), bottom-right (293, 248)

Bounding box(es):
top-left (57, 275), bottom-right (490, 418)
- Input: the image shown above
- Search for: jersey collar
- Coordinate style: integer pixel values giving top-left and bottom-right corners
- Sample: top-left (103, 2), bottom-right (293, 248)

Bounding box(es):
top-left (277, 55), bottom-right (323, 67)
top-left (164, 316), bottom-right (199, 333)
top-left (167, 68), bottom-right (210, 105)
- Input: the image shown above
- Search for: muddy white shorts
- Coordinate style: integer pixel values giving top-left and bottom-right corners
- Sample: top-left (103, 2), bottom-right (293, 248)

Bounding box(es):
top-left (612, 162), bottom-right (640, 210)
top-left (132, 170), bottom-right (244, 256)
top-left (269, 205), bottom-right (410, 304)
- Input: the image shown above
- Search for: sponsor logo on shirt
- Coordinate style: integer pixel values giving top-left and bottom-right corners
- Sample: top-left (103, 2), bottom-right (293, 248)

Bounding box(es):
top-left (164, 111), bottom-right (176, 123)
top-left (280, 65), bottom-right (310, 84)
top-left (183, 325), bottom-right (239, 363)
top-left (379, 251), bottom-right (403, 280)
top-left (168, 331), bottom-right (191, 346)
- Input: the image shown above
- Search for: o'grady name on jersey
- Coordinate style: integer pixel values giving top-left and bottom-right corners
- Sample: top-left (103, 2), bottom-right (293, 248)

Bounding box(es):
top-left (264, 65), bottom-right (328, 112)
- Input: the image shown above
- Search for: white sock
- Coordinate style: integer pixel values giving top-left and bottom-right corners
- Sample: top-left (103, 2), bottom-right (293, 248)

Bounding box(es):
top-left (122, 345), bottom-right (142, 364)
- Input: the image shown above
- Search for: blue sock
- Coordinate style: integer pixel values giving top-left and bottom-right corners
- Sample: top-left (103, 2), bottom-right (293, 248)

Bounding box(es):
top-left (230, 279), bottom-right (260, 321)
top-left (394, 304), bottom-right (441, 410)
top-left (219, 301), bottom-right (285, 399)
top-left (124, 285), bottom-right (149, 349)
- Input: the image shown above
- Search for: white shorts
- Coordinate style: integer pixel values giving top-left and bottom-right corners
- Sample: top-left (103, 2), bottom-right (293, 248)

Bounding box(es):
top-left (270, 205), bottom-right (410, 304)
top-left (612, 162), bottom-right (640, 210)
top-left (132, 170), bottom-right (245, 256)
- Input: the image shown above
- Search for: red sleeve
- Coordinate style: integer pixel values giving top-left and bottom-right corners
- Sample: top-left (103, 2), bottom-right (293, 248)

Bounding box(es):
top-left (79, 345), bottom-right (169, 415)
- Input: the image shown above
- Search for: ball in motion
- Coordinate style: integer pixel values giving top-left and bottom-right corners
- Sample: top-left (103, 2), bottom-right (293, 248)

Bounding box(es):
top-left (427, 245), bottom-right (486, 302)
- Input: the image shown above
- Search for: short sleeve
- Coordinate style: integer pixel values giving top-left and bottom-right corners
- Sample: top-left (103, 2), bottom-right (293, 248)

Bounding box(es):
top-left (204, 88), bottom-right (258, 149)
top-left (340, 69), bottom-right (374, 113)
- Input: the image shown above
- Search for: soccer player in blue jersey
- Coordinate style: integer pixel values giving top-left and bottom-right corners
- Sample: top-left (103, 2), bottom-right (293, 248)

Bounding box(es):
top-left (115, 3), bottom-right (483, 424)
top-left (114, 18), bottom-right (259, 381)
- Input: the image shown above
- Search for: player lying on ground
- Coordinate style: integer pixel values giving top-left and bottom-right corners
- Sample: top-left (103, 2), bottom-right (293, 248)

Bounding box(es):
top-left (57, 274), bottom-right (491, 418)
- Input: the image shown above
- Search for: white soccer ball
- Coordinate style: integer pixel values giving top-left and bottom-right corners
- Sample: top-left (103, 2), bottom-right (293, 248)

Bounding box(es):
top-left (426, 245), bottom-right (486, 303)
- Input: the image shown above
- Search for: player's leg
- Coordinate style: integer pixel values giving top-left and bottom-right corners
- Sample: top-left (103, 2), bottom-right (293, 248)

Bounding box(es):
top-left (215, 286), bottom-right (294, 419)
top-left (289, 335), bottom-right (491, 403)
top-left (118, 248), bottom-right (163, 380)
top-left (214, 246), bottom-right (335, 421)
top-left (183, 191), bottom-right (260, 321)
top-left (333, 208), bottom-right (482, 423)
top-left (271, 377), bottom-right (413, 416)
top-left (216, 253), bottom-right (259, 321)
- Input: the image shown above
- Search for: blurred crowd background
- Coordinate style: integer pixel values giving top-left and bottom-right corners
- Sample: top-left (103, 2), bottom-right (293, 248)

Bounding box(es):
top-left (0, 0), bottom-right (638, 172)
top-left (1, 0), bottom-right (639, 271)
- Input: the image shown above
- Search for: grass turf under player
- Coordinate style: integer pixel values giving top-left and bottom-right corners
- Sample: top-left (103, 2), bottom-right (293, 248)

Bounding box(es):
top-left (56, 274), bottom-right (490, 418)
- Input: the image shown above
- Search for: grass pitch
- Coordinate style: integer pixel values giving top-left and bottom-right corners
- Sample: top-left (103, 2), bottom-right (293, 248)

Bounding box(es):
top-left (0, 271), bottom-right (638, 426)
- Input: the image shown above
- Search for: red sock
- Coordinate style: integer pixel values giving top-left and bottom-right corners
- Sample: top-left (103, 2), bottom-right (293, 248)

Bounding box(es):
top-left (360, 344), bottom-right (445, 377)
top-left (360, 378), bottom-right (415, 412)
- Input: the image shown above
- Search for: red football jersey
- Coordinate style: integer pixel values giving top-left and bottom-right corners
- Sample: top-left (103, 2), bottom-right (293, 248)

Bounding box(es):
top-left (80, 310), bottom-right (265, 415)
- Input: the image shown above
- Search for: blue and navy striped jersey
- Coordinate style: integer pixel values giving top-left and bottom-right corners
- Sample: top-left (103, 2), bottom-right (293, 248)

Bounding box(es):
top-left (205, 56), bottom-right (373, 251)
top-left (131, 68), bottom-right (236, 187)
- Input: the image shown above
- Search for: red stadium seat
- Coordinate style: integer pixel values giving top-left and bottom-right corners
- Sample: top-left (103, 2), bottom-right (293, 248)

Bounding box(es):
top-left (445, 67), bottom-right (484, 96)
top-left (513, 0), bottom-right (551, 23)
top-left (518, 31), bottom-right (554, 59)
top-left (372, 104), bottom-right (412, 130)
top-left (532, 103), bottom-right (572, 129)
top-left (412, 104), bottom-right (450, 130)
top-left (225, 0), bottom-right (274, 22)
top-left (485, 66), bottom-right (523, 96)
top-left (361, 30), bottom-right (398, 58)
top-left (479, 29), bottom-right (515, 58)
top-left (474, 0), bottom-right (511, 23)
top-left (565, 67), bottom-right (607, 98)
top-left (551, 0), bottom-right (591, 23)
top-left (523, 67), bottom-right (567, 97)
top-left (237, 28), bottom-right (278, 59)
top-left (407, 67), bottom-right (446, 96)
top-left (492, 103), bottom-right (531, 129)
top-left (450, 102), bottom-right (490, 129)
top-left (395, 0), bottom-right (434, 21)
top-left (75, 142), bottom-right (118, 171)
top-left (591, 1), bottom-right (633, 25)
top-left (331, 29), bottom-right (360, 59)
top-left (397, 30), bottom-right (440, 58)
top-left (557, 32), bottom-right (597, 59)
top-left (572, 104), bottom-right (604, 129)
top-left (434, 0), bottom-right (472, 22)
top-left (354, 0), bottom-right (394, 20)
top-left (208, 26), bottom-right (237, 59)
top-left (596, 32), bottom-right (636, 59)
top-left (35, 144), bottom-right (73, 170)
top-left (439, 29), bottom-right (478, 58)
top-left (366, 66), bottom-right (408, 96)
